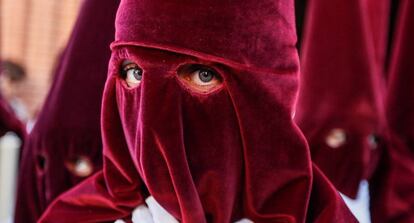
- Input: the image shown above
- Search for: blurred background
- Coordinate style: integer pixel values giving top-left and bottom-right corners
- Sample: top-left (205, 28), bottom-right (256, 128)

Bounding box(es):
top-left (0, 1), bottom-right (82, 222)
top-left (0, 0), bottom-right (82, 121)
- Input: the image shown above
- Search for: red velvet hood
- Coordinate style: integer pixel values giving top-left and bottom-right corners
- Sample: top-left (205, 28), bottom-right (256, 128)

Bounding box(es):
top-left (296, 0), bottom-right (414, 221)
top-left (110, 1), bottom-right (310, 221)
top-left (40, 1), bottom-right (356, 222)
top-left (386, 0), bottom-right (414, 157)
top-left (115, 0), bottom-right (298, 71)
top-left (295, 0), bottom-right (388, 198)
top-left (371, 0), bottom-right (414, 221)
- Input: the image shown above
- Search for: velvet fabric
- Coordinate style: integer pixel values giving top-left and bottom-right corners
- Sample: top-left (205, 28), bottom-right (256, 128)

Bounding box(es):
top-left (39, 1), bottom-right (356, 222)
top-left (386, 0), bottom-right (414, 179)
top-left (296, 0), bottom-right (414, 221)
top-left (370, 0), bottom-right (414, 221)
top-left (13, 0), bottom-right (119, 222)
top-left (295, 0), bottom-right (389, 198)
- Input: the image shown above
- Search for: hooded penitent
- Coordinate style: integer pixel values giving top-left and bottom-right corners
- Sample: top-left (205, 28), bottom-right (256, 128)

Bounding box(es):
top-left (14, 0), bottom-right (119, 222)
top-left (295, 0), bottom-right (389, 198)
top-left (296, 0), bottom-right (414, 221)
top-left (39, 0), bottom-right (356, 222)
top-left (371, 0), bottom-right (414, 221)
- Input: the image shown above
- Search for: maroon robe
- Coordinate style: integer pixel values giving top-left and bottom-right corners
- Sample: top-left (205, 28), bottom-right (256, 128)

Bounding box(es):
top-left (296, 0), bottom-right (388, 198)
top-left (296, 0), bottom-right (414, 222)
top-left (371, 0), bottom-right (414, 222)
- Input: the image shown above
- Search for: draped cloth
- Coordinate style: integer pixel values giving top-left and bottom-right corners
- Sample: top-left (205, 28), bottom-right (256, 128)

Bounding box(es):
top-left (371, 0), bottom-right (414, 222)
top-left (295, 0), bottom-right (388, 198)
top-left (296, 0), bottom-right (414, 222)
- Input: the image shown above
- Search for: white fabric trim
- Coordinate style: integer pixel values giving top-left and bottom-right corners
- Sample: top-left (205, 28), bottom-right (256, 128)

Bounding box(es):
top-left (0, 132), bottom-right (21, 221)
top-left (234, 218), bottom-right (254, 223)
top-left (132, 204), bottom-right (154, 223)
top-left (145, 196), bottom-right (179, 223)
top-left (124, 196), bottom-right (254, 223)
top-left (340, 180), bottom-right (371, 223)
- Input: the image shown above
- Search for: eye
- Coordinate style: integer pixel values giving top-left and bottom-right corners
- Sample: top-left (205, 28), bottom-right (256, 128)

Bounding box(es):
top-left (177, 65), bottom-right (223, 93)
top-left (120, 60), bottom-right (143, 88)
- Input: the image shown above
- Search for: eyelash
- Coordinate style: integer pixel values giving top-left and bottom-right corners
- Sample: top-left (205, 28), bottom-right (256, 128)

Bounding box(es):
top-left (178, 64), bottom-right (220, 78)
top-left (176, 64), bottom-right (224, 94)
top-left (120, 63), bottom-right (140, 77)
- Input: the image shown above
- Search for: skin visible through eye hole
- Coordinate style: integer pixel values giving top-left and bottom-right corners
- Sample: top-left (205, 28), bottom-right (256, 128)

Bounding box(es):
top-left (177, 64), bottom-right (223, 94)
top-left (121, 60), bottom-right (142, 88)
top-left (120, 59), bottom-right (223, 93)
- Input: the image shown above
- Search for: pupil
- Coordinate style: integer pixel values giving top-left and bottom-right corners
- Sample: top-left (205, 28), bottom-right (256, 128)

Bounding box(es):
top-left (199, 70), bottom-right (213, 82)
top-left (133, 69), bottom-right (142, 80)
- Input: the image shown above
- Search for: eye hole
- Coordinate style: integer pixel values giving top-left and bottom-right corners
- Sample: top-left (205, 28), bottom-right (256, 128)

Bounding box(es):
top-left (120, 60), bottom-right (143, 88)
top-left (177, 64), bottom-right (223, 93)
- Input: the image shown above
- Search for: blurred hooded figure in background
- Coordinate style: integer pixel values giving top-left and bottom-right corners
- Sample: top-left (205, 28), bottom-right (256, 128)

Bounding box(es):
top-left (14, 0), bottom-right (120, 222)
top-left (295, 0), bottom-right (414, 222)
top-left (377, 0), bottom-right (414, 221)
top-left (295, 0), bottom-right (388, 212)
top-left (38, 0), bottom-right (356, 222)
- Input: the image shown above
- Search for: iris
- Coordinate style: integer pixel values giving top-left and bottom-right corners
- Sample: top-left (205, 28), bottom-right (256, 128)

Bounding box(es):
top-left (198, 69), bottom-right (214, 82)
